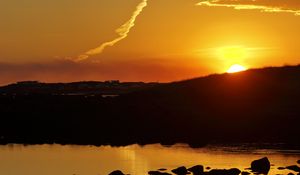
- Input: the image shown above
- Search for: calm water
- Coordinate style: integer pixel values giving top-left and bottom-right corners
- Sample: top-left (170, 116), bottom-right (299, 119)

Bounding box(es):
top-left (0, 144), bottom-right (299, 175)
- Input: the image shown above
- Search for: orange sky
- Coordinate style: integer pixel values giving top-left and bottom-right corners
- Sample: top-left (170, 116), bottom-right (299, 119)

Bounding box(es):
top-left (1, 0), bottom-right (300, 85)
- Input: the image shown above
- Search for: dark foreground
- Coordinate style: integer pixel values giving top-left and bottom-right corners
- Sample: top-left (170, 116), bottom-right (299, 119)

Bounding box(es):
top-left (110, 157), bottom-right (300, 175)
top-left (0, 65), bottom-right (300, 147)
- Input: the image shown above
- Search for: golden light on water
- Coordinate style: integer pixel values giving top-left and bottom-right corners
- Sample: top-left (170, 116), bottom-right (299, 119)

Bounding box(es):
top-left (227, 64), bottom-right (247, 73)
top-left (0, 144), bottom-right (298, 175)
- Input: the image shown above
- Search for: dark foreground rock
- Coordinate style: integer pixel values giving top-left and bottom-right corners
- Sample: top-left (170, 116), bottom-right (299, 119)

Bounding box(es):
top-left (148, 171), bottom-right (171, 175)
top-left (207, 168), bottom-right (241, 175)
top-left (286, 165), bottom-right (300, 172)
top-left (109, 157), bottom-right (300, 175)
top-left (188, 165), bottom-right (204, 175)
top-left (241, 171), bottom-right (250, 175)
top-left (109, 170), bottom-right (125, 175)
top-left (158, 169), bottom-right (167, 171)
top-left (171, 166), bottom-right (189, 175)
top-left (250, 157), bottom-right (270, 174)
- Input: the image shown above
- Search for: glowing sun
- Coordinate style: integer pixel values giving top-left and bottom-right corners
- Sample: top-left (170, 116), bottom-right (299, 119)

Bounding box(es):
top-left (227, 64), bottom-right (247, 73)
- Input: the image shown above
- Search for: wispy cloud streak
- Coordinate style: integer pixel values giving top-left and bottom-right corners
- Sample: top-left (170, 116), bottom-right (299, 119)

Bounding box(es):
top-left (196, 0), bottom-right (300, 16)
top-left (75, 0), bottom-right (148, 61)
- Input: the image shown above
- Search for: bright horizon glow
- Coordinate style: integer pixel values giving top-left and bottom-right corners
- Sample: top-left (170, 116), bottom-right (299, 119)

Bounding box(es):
top-left (1, 0), bottom-right (300, 84)
top-left (216, 46), bottom-right (249, 73)
top-left (227, 64), bottom-right (247, 73)
top-left (217, 46), bottom-right (247, 60)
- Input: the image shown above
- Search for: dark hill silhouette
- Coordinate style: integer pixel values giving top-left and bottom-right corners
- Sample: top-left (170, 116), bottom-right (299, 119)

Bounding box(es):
top-left (0, 81), bottom-right (160, 95)
top-left (0, 65), bottom-right (300, 147)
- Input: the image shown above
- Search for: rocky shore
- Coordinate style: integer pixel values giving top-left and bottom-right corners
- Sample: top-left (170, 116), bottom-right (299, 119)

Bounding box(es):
top-left (108, 157), bottom-right (300, 175)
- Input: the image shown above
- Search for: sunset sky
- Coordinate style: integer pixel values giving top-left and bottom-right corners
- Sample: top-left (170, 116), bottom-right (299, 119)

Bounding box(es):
top-left (1, 0), bottom-right (300, 85)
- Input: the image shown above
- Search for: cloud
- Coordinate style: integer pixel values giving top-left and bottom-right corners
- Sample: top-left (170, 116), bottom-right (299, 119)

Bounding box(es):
top-left (196, 0), bottom-right (300, 15)
top-left (75, 0), bottom-right (148, 62)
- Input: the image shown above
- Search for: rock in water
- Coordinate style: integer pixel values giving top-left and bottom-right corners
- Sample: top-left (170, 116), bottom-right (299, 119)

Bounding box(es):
top-left (158, 168), bottom-right (167, 171)
top-left (241, 171), bottom-right (250, 175)
top-left (278, 167), bottom-right (286, 170)
top-left (286, 165), bottom-right (300, 172)
top-left (148, 171), bottom-right (171, 175)
top-left (251, 157), bottom-right (270, 174)
top-left (109, 170), bottom-right (125, 175)
top-left (207, 168), bottom-right (241, 175)
top-left (228, 168), bottom-right (241, 175)
top-left (188, 165), bottom-right (204, 175)
top-left (171, 166), bottom-right (189, 175)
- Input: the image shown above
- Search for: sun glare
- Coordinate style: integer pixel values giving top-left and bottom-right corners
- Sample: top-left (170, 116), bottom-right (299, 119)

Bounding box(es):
top-left (218, 46), bottom-right (247, 60)
top-left (227, 64), bottom-right (247, 73)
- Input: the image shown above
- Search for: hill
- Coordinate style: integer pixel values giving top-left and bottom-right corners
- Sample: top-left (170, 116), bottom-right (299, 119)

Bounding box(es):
top-left (0, 65), bottom-right (300, 147)
top-left (0, 80), bottom-right (160, 95)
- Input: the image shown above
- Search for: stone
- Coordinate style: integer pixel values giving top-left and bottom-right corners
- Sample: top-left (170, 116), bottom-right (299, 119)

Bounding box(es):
top-left (158, 168), bottom-right (167, 171)
top-left (207, 168), bottom-right (241, 175)
top-left (109, 170), bottom-right (125, 175)
top-left (171, 166), bottom-right (189, 175)
top-left (250, 157), bottom-right (270, 174)
top-left (148, 171), bottom-right (171, 175)
top-left (188, 165), bottom-right (204, 175)
top-left (241, 171), bottom-right (250, 175)
top-left (286, 165), bottom-right (300, 172)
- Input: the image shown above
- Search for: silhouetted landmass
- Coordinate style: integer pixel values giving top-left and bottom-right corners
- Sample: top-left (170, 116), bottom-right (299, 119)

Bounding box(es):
top-left (0, 80), bottom-right (160, 96)
top-left (0, 65), bottom-right (300, 147)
